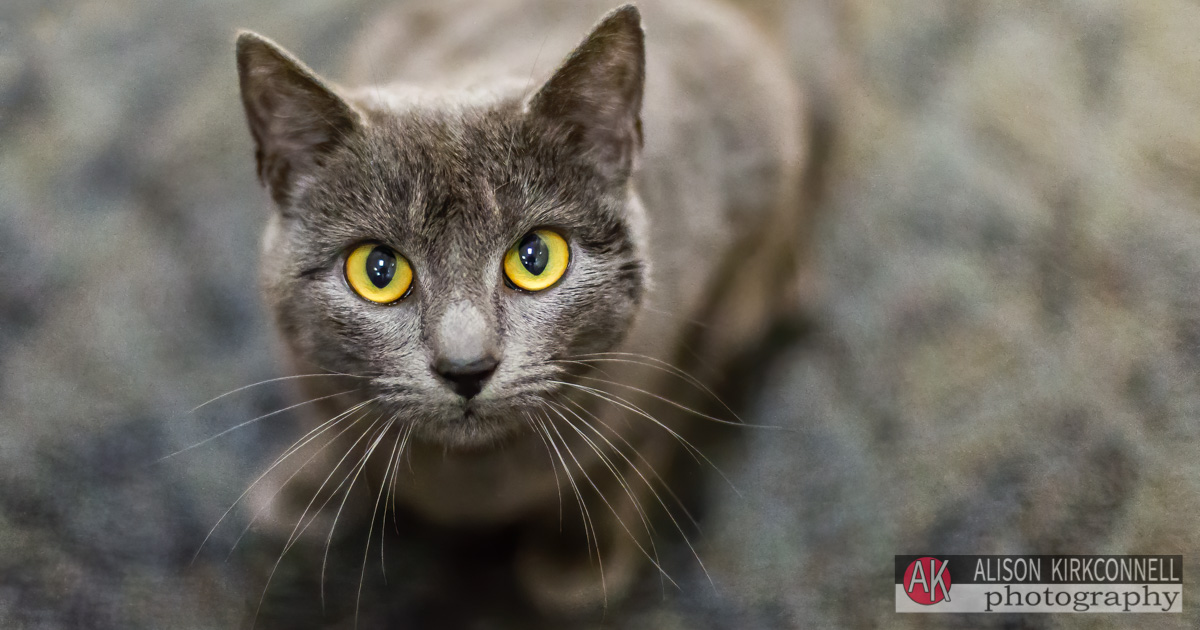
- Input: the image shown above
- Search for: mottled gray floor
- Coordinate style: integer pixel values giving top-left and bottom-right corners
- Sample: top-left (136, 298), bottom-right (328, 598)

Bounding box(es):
top-left (2, 0), bottom-right (1200, 628)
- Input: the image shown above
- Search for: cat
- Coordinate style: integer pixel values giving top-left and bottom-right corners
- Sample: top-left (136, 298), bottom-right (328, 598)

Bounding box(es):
top-left (235, 0), bottom-right (806, 614)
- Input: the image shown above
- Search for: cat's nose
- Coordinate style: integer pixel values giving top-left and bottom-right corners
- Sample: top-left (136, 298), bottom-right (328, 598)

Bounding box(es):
top-left (434, 355), bottom-right (499, 399)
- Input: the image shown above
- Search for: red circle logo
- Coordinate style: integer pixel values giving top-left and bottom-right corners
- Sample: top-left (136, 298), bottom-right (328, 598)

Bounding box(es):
top-left (903, 557), bottom-right (952, 605)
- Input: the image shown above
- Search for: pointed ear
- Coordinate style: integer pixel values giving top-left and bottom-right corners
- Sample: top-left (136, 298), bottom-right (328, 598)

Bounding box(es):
top-left (236, 31), bottom-right (362, 207)
top-left (529, 5), bottom-right (645, 177)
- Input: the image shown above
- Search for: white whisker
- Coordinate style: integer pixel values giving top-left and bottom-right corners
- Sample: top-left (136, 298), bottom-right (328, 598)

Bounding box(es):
top-left (322, 416), bottom-right (394, 610)
top-left (539, 400), bottom-right (678, 592)
top-left (524, 411), bottom-right (565, 530)
top-left (358, 419), bottom-right (406, 622)
top-left (253, 410), bottom-right (387, 626)
top-left (532, 408), bottom-right (605, 604)
top-left (572, 369), bottom-right (776, 429)
top-left (551, 380), bottom-right (743, 499)
top-left (201, 397), bottom-right (378, 564)
top-left (542, 400), bottom-right (671, 590)
top-left (563, 351), bottom-right (743, 423)
top-left (188, 372), bottom-right (370, 414)
top-left (161, 389), bottom-right (361, 462)
top-left (552, 397), bottom-right (713, 591)
top-left (561, 396), bottom-right (700, 533)
top-left (383, 423), bottom-right (414, 572)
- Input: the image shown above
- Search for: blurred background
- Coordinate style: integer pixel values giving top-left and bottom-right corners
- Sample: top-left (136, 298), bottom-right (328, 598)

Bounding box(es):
top-left (2, 0), bottom-right (1200, 627)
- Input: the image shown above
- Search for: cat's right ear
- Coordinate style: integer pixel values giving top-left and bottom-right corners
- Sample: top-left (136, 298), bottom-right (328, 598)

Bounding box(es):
top-left (236, 31), bottom-right (362, 207)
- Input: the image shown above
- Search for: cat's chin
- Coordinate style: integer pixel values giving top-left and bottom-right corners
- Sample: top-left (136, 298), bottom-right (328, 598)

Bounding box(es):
top-left (412, 402), bottom-right (535, 452)
top-left (419, 422), bottom-right (523, 452)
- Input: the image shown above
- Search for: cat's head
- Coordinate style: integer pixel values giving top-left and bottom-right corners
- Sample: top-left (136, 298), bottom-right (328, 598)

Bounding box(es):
top-left (236, 6), bottom-right (647, 448)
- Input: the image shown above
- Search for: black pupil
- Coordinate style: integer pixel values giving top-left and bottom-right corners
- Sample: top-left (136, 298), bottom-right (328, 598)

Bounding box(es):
top-left (365, 246), bottom-right (397, 289)
top-left (518, 233), bottom-right (549, 276)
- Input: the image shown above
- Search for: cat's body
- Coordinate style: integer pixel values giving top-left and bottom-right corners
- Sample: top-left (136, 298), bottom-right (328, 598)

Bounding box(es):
top-left (237, 0), bottom-right (804, 612)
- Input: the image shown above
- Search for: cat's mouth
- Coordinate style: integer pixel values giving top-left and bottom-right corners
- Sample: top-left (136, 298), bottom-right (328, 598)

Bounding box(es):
top-left (366, 372), bottom-right (573, 450)
top-left (380, 393), bottom-right (543, 450)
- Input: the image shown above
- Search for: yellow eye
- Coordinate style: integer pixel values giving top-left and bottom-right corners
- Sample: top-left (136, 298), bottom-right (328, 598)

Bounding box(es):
top-left (503, 229), bottom-right (570, 291)
top-left (345, 243), bottom-right (413, 303)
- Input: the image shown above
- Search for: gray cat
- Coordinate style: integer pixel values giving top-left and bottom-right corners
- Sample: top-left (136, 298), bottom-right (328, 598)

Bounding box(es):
top-left (236, 0), bottom-right (806, 613)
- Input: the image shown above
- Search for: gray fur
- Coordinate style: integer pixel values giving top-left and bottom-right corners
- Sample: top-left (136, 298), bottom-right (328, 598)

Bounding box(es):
top-left (237, 0), bottom-right (804, 611)
top-left (240, 11), bottom-right (648, 449)
top-left (433, 300), bottom-right (498, 372)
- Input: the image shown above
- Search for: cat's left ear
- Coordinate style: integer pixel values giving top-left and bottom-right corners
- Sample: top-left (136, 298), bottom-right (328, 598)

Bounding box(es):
top-left (529, 5), bottom-right (645, 177)
top-left (236, 31), bottom-right (363, 207)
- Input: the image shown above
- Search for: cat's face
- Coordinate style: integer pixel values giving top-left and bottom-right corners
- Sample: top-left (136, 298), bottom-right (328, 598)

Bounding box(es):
top-left (238, 8), bottom-right (646, 447)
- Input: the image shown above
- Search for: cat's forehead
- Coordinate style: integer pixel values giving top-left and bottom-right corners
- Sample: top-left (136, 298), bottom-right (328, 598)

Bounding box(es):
top-left (365, 109), bottom-right (543, 236)
top-left (366, 101), bottom-right (519, 186)
top-left (303, 101), bottom-right (616, 256)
